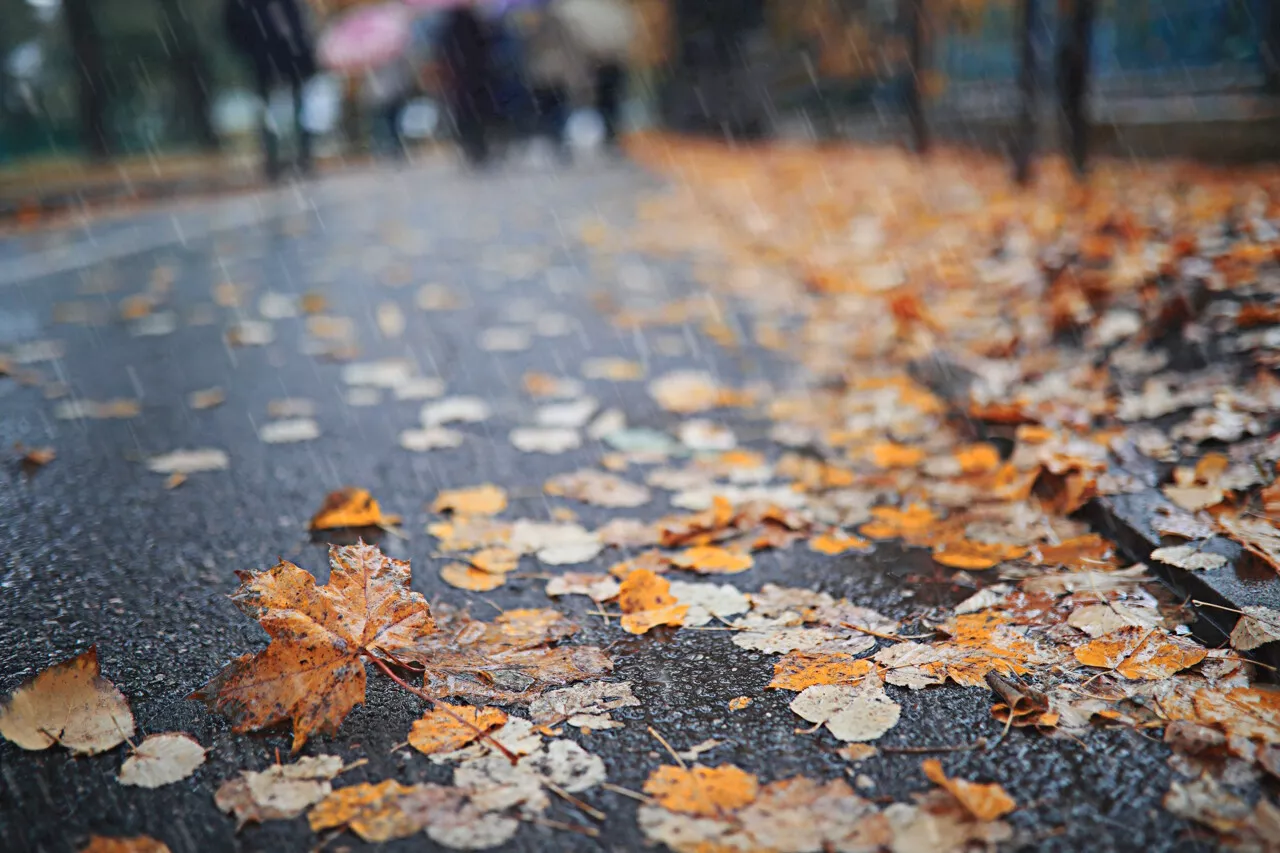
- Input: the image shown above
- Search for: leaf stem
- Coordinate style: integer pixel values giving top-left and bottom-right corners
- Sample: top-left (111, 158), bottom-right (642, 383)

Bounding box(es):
top-left (363, 651), bottom-right (518, 764)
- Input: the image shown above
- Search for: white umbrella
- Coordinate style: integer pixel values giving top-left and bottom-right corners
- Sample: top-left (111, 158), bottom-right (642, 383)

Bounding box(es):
top-left (551, 0), bottom-right (635, 64)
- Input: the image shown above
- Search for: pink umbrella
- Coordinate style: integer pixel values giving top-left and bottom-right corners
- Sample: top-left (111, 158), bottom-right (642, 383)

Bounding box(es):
top-left (318, 3), bottom-right (412, 72)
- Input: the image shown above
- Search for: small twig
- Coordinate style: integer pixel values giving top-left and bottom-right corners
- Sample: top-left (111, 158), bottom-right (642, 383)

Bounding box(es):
top-left (647, 726), bottom-right (687, 770)
top-left (363, 651), bottom-right (518, 764)
top-left (881, 738), bottom-right (987, 754)
top-left (601, 782), bottom-right (654, 804)
top-left (541, 778), bottom-right (607, 822)
top-left (840, 622), bottom-right (906, 643)
top-left (523, 816), bottom-right (600, 838)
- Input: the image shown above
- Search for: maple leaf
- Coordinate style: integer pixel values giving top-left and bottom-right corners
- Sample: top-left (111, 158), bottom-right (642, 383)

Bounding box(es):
top-left (1073, 626), bottom-right (1206, 681)
top-left (191, 542), bottom-right (436, 752)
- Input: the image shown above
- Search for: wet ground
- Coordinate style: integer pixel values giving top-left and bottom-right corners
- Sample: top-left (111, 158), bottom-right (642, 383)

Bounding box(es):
top-left (0, 156), bottom-right (1213, 852)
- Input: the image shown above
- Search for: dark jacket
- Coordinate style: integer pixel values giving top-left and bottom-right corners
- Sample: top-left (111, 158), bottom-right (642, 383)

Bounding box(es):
top-left (225, 0), bottom-right (316, 85)
top-left (437, 8), bottom-right (491, 106)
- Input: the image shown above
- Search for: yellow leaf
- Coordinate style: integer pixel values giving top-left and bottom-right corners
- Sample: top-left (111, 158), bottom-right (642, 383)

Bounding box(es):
top-left (809, 532), bottom-right (871, 555)
top-left (922, 758), bottom-right (1016, 821)
top-left (869, 442), bottom-right (925, 469)
top-left (618, 569), bottom-right (688, 634)
top-left (642, 764), bottom-right (760, 816)
top-left (670, 546), bottom-right (754, 574)
top-left (932, 540), bottom-right (1028, 570)
top-left (1073, 626), bottom-right (1207, 680)
top-left (408, 703), bottom-right (506, 755)
top-left (431, 484), bottom-right (508, 517)
top-left (309, 488), bottom-right (398, 530)
top-left (440, 563), bottom-right (506, 592)
top-left (768, 653), bottom-right (877, 691)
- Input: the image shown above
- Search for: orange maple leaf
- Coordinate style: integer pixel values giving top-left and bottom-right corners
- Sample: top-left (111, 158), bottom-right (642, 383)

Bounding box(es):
top-left (192, 542), bottom-right (436, 751)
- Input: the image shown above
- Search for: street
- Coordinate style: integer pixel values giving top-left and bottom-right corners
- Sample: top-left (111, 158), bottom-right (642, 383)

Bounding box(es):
top-left (1, 147), bottom-right (1276, 853)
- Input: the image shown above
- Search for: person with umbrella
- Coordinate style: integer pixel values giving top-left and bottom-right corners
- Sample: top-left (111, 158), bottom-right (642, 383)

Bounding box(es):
top-left (550, 0), bottom-right (635, 149)
top-left (224, 0), bottom-right (317, 181)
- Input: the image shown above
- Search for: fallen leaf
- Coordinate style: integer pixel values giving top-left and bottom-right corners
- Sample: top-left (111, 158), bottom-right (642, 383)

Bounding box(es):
top-left (921, 759), bottom-right (1016, 821)
top-left (860, 504), bottom-right (937, 540)
top-left (188, 387), bottom-right (225, 410)
top-left (932, 539), bottom-right (1028, 570)
top-left (53, 399), bottom-right (141, 420)
top-left (441, 563), bottom-right (506, 591)
top-left (544, 470), bottom-right (651, 508)
top-left (117, 733), bottom-right (206, 788)
top-left (668, 580), bottom-right (750, 627)
top-left (839, 744), bottom-right (878, 762)
top-left (537, 398), bottom-right (598, 428)
top-left (670, 546), bottom-right (754, 574)
top-left (1073, 626), bottom-right (1207, 680)
top-left (432, 484), bottom-right (508, 516)
top-left (642, 764), bottom-right (760, 816)
top-left (618, 569), bottom-right (689, 634)
top-left (164, 473), bottom-right (186, 490)
top-left (214, 755), bottom-right (346, 828)
top-left (17, 444), bottom-right (55, 470)
top-left (810, 531), bottom-right (872, 555)
top-left (259, 418), bottom-right (320, 444)
top-left (1229, 606), bottom-right (1280, 651)
top-left (582, 357), bottom-right (644, 380)
top-left (509, 427), bottom-right (581, 454)
top-left (728, 696), bottom-right (752, 710)
top-left (80, 836), bottom-right (170, 853)
top-left (789, 682), bottom-right (902, 742)
top-left (310, 488), bottom-right (399, 530)
top-left (191, 542), bottom-right (436, 751)
top-left (1150, 544), bottom-right (1228, 571)
top-left (0, 647), bottom-right (135, 755)
top-left (267, 398), bottom-right (316, 419)
top-left (649, 370), bottom-right (721, 414)
top-left (1193, 687), bottom-right (1280, 744)
top-left (146, 448), bottom-right (229, 475)
top-left (528, 680), bottom-right (641, 726)
top-left (1218, 514), bottom-right (1280, 575)
top-left (769, 653), bottom-right (878, 691)
top-left (508, 520), bottom-right (602, 565)
top-left (308, 780), bottom-right (460, 843)
top-left (422, 396), bottom-right (491, 426)
top-left (545, 572), bottom-right (621, 602)
top-left (399, 426), bottom-right (465, 452)
top-left (409, 704), bottom-right (507, 755)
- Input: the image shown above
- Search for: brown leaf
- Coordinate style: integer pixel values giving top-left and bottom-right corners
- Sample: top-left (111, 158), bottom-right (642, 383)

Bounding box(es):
top-left (117, 733), bottom-right (206, 788)
top-left (921, 759), bottom-right (1016, 822)
top-left (431, 484), bottom-right (508, 516)
top-left (1193, 687), bottom-right (1280, 744)
top-left (0, 647), bottom-right (135, 755)
top-left (1073, 626), bottom-right (1207, 680)
top-left (309, 488), bottom-right (400, 530)
top-left (308, 780), bottom-right (452, 842)
top-left (768, 653), bottom-right (878, 691)
top-left (191, 542), bottom-right (436, 751)
top-left (409, 704), bottom-right (507, 755)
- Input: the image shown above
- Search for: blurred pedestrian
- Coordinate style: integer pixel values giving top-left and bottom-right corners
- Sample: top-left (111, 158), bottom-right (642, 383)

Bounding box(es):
top-left (224, 0), bottom-right (317, 181)
top-left (550, 0), bottom-right (635, 149)
top-left (525, 8), bottom-right (591, 157)
top-left (437, 3), bottom-right (494, 167)
top-left (363, 56), bottom-right (415, 160)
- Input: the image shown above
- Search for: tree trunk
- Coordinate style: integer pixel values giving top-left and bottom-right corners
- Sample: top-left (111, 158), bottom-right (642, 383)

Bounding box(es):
top-left (1058, 0), bottom-right (1094, 177)
top-left (1263, 0), bottom-right (1280, 93)
top-left (62, 0), bottom-right (110, 160)
top-left (157, 0), bottom-right (219, 150)
top-left (1013, 0), bottom-right (1038, 185)
top-left (903, 0), bottom-right (928, 155)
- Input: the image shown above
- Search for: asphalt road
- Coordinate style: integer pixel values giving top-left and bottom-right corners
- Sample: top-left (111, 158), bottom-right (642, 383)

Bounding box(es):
top-left (0, 156), bottom-right (1210, 853)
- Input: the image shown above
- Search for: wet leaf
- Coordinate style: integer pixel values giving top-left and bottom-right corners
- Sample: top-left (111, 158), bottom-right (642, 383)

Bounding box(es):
top-left (117, 733), bottom-right (206, 788)
top-left (545, 572), bottom-right (620, 602)
top-left (1150, 544), bottom-right (1227, 571)
top-left (789, 681), bottom-right (902, 742)
top-left (308, 780), bottom-right (455, 842)
top-left (769, 653), bottom-right (878, 691)
top-left (618, 569), bottom-right (689, 634)
top-left (188, 387), bottom-right (225, 410)
top-left (544, 469), bottom-right (651, 508)
top-left (259, 418), bottom-right (320, 444)
top-left (80, 837), bottom-right (170, 853)
top-left (1193, 687), bottom-right (1280, 744)
top-left (441, 563), bottom-right (506, 592)
top-left (509, 427), bottom-right (581, 454)
top-left (146, 448), bottom-right (229, 475)
top-left (809, 531), bottom-right (872, 555)
top-left (528, 680), bottom-right (640, 726)
top-left (409, 704), bottom-right (507, 756)
top-left (191, 543), bottom-right (436, 751)
top-left (932, 539), bottom-right (1028, 570)
top-left (0, 647), bottom-right (134, 755)
top-left (642, 764), bottom-right (760, 816)
top-left (310, 488), bottom-right (399, 530)
top-left (1073, 626), bottom-right (1207, 680)
top-left (214, 755), bottom-right (346, 828)
top-left (921, 759), bottom-right (1016, 821)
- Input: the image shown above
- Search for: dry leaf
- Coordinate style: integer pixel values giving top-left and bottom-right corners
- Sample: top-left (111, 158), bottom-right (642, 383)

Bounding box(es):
top-left (188, 387), bottom-right (225, 410)
top-left (729, 696), bottom-right (752, 710)
top-left (528, 680), bottom-right (640, 726)
top-left (0, 647), bottom-right (135, 755)
top-left (399, 426), bottom-right (465, 452)
top-left (668, 580), bottom-right (750, 627)
top-left (309, 487), bottom-right (399, 530)
top-left (422, 396), bottom-right (491, 426)
top-left (1229, 606), bottom-right (1280, 651)
top-left (214, 755), bottom-right (346, 828)
top-left (921, 759), bottom-right (1016, 821)
top-left (509, 427), bottom-right (581, 454)
top-left (191, 543), bottom-right (436, 751)
top-left (1193, 687), bottom-right (1280, 744)
top-left (1150, 544), bottom-right (1227, 571)
top-left (618, 569), bottom-right (689, 634)
top-left (649, 370), bottom-right (721, 414)
top-left (789, 682), bottom-right (902, 742)
top-left (409, 704), bottom-right (507, 755)
top-left (308, 780), bottom-right (459, 843)
top-left (118, 733), bottom-right (206, 788)
top-left (1073, 626), bottom-right (1207, 680)
top-left (1218, 514), bottom-right (1280, 574)
top-left (642, 764), bottom-right (760, 816)
top-left (441, 563), bottom-right (506, 592)
top-left (932, 539), bottom-right (1028, 570)
top-left (432, 484), bottom-right (508, 516)
top-left (545, 572), bottom-right (620, 602)
top-left (259, 418), bottom-right (320, 444)
top-left (146, 448), bottom-right (229, 475)
top-left (17, 444), bottom-right (55, 470)
top-left (544, 469), bottom-right (651, 508)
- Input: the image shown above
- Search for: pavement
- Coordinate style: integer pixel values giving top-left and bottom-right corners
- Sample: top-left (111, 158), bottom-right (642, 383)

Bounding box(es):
top-left (0, 152), bottom-right (1253, 853)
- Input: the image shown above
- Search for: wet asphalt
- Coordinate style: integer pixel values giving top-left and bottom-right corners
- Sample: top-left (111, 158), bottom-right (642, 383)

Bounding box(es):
top-left (0, 155), bottom-right (1210, 853)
